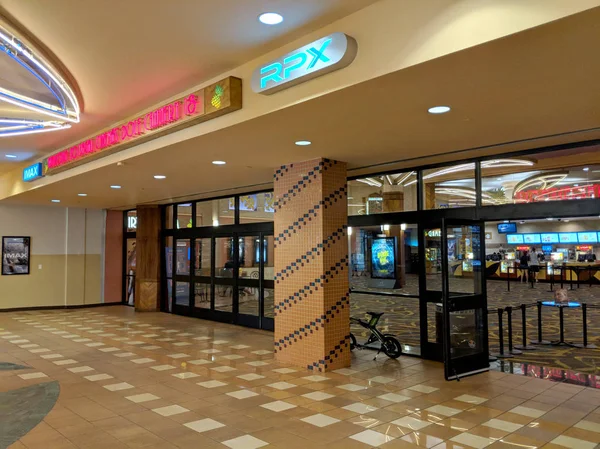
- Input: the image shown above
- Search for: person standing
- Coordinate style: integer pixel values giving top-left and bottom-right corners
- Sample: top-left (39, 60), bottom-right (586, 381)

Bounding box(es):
top-left (519, 251), bottom-right (529, 283)
top-left (529, 247), bottom-right (540, 282)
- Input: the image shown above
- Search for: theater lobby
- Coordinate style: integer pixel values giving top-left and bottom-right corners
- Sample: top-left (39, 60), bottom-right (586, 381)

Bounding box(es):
top-left (3, 1), bottom-right (600, 448)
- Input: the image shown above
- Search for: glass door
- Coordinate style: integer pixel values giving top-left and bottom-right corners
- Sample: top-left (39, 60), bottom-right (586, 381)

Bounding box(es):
top-left (419, 224), bottom-right (444, 361)
top-left (441, 219), bottom-right (489, 380)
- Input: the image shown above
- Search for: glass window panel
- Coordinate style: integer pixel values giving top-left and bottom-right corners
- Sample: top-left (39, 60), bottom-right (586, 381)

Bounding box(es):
top-left (239, 192), bottom-right (274, 224)
top-left (176, 203), bottom-right (193, 229)
top-left (194, 238), bottom-right (211, 276)
top-left (264, 236), bottom-right (274, 281)
top-left (196, 198), bottom-right (235, 227)
top-left (125, 275), bottom-right (135, 306)
top-left (175, 239), bottom-right (191, 276)
top-left (164, 236), bottom-right (173, 278)
top-left (239, 286), bottom-right (259, 316)
top-left (166, 280), bottom-right (173, 312)
top-left (348, 172), bottom-right (417, 216)
top-left (175, 282), bottom-right (189, 306)
top-left (126, 238), bottom-right (136, 275)
top-left (214, 284), bottom-right (233, 312)
top-left (165, 205), bottom-right (174, 229)
top-left (126, 210), bottom-right (137, 232)
top-left (264, 288), bottom-right (274, 319)
top-left (424, 227), bottom-right (442, 291)
top-left (423, 164), bottom-right (476, 209)
top-left (446, 225), bottom-right (482, 295)
top-left (194, 282), bottom-right (211, 309)
top-left (349, 224), bottom-right (419, 295)
top-left (215, 237), bottom-right (235, 278)
top-left (450, 309), bottom-right (483, 358)
top-left (481, 151), bottom-right (600, 205)
top-left (239, 236), bottom-right (260, 279)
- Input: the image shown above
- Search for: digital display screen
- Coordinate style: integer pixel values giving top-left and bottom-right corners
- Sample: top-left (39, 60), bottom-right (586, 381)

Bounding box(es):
top-left (507, 234), bottom-right (524, 244)
top-left (371, 237), bottom-right (396, 279)
top-left (541, 233), bottom-right (559, 243)
top-left (542, 245), bottom-right (553, 253)
top-left (559, 233), bottom-right (578, 243)
top-left (578, 232), bottom-right (598, 243)
top-left (497, 222), bottom-right (517, 234)
top-left (523, 234), bottom-right (541, 244)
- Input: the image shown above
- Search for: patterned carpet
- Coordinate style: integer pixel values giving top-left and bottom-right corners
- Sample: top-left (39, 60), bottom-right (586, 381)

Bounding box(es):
top-left (350, 274), bottom-right (600, 375)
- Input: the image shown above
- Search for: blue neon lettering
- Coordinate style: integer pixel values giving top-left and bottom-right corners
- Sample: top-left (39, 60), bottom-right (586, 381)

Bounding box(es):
top-left (283, 52), bottom-right (307, 79)
top-left (306, 39), bottom-right (331, 69)
top-left (260, 62), bottom-right (283, 88)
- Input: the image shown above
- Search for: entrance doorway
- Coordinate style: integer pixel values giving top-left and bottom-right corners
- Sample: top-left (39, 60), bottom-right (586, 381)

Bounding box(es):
top-left (420, 219), bottom-right (489, 379)
top-left (168, 228), bottom-right (274, 330)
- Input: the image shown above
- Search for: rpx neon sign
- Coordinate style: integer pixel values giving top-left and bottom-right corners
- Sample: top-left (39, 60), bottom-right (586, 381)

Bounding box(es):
top-left (252, 32), bottom-right (357, 95)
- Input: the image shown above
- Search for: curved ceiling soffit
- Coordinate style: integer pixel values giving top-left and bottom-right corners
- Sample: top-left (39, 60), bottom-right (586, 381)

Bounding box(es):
top-left (0, 10), bottom-right (82, 138)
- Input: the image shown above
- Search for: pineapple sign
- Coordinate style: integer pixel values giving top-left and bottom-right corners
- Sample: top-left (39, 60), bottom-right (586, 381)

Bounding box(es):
top-left (39, 77), bottom-right (242, 176)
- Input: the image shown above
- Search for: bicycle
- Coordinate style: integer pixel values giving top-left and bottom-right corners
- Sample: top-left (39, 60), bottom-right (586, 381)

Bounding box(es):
top-left (350, 312), bottom-right (402, 359)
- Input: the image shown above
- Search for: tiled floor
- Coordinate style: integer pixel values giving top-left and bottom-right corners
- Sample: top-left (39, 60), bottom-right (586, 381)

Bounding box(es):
top-left (1, 306), bottom-right (600, 449)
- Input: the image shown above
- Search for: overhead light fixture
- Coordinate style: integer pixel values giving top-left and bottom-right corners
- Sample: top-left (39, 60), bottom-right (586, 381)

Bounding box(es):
top-left (428, 106), bottom-right (451, 114)
top-left (401, 223), bottom-right (407, 231)
top-left (503, 220), bottom-right (509, 223)
top-left (212, 219), bottom-right (219, 227)
top-left (574, 184), bottom-right (579, 187)
top-left (154, 175), bottom-right (166, 179)
top-left (5, 154), bottom-right (17, 158)
top-left (212, 160), bottom-right (226, 165)
top-left (497, 178), bottom-right (502, 181)
top-left (77, 193), bottom-right (87, 197)
top-left (347, 227), bottom-right (353, 236)
top-left (110, 185), bottom-right (121, 189)
top-left (564, 219), bottom-right (570, 222)
top-left (295, 140), bottom-right (311, 146)
top-left (51, 199), bottom-right (60, 203)
top-left (547, 217), bottom-right (553, 221)
top-left (583, 167), bottom-right (589, 171)
top-left (258, 12), bottom-right (283, 25)
top-left (519, 221), bottom-right (525, 224)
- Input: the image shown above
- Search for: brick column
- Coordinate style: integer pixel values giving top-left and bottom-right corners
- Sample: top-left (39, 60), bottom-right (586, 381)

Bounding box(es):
top-left (135, 205), bottom-right (161, 312)
top-left (273, 158), bottom-right (350, 372)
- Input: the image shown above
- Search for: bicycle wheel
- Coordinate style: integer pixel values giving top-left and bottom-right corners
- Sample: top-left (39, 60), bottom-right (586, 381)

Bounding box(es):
top-left (382, 336), bottom-right (402, 359)
top-left (350, 333), bottom-right (357, 350)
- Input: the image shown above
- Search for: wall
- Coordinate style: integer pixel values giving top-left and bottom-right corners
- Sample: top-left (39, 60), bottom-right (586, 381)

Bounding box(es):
top-left (103, 210), bottom-right (123, 303)
top-left (0, 204), bottom-right (107, 309)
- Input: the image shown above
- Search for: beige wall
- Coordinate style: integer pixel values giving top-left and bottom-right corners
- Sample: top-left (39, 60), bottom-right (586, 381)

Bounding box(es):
top-left (0, 204), bottom-right (107, 309)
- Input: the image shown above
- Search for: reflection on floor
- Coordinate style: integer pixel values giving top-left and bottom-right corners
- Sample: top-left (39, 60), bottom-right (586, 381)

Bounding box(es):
top-left (2, 306), bottom-right (600, 449)
top-left (351, 274), bottom-right (600, 374)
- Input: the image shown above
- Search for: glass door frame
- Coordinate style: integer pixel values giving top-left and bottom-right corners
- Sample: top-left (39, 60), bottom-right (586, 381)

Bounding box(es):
top-left (440, 218), bottom-right (489, 380)
top-left (163, 220), bottom-right (274, 330)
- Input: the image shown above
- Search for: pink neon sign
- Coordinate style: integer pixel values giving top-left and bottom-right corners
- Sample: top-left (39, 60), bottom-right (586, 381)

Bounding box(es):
top-left (47, 94), bottom-right (202, 170)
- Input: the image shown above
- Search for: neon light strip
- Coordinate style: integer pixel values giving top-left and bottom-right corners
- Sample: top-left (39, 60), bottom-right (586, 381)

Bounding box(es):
top-left (0, 23), bottom-right (79, 134)
top-left (0, 123), bottom-right (70, 138)
top-left (0, 27), bottom-right (79, 116)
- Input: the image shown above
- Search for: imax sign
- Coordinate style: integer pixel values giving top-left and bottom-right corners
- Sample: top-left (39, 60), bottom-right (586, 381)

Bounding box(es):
top-left (252, 32), bottom-right (357, 95)
top-left (22, 162), bottom-right (43, 182)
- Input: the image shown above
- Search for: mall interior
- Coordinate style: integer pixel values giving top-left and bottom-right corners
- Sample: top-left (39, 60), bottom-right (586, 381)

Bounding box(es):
top-left (2, 1), bottom-right (600, 448)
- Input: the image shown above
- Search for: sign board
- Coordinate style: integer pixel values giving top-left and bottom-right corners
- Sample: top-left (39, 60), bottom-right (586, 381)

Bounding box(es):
top-left (370, 237), bottom-right (396, 280)
top-left (22, 163), bottom-right (43, 182)
top-left (252, 33), bottom-right (357, 95)
top-left (2, 236), bottom-right (31, 275)
top-left (497, 222), bottom-right (517, 234)
top-left (41, 77), bottom-right (242, 175)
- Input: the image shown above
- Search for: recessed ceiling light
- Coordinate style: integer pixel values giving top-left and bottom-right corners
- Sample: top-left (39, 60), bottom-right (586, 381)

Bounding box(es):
top-left (497, 178), bottom-right (502, 181)
top-left (212, 161), bottom-right (226, 165)
top-left (583, 167), bottom-right (589, 171)
top-left (547, 217), bottom-right (553, 221)
top-left (5, 154), bottom-right (17, 159)
top-left (428, 106), bottom-right (451, 114)
top-left (78, 193), bottom-right (87, 197)
top-left (51, 199), bottom-right (60, 203)
top-left (258, 12), bottom-right (283, 25)
top-left (154, 175), bottom-right (166, 179)
top-left (295, 140), bottom-right (311, 146)
top-left (110, 185), bottom-right (121, 189)
top-left (519, 221), bottom-right (525, 224)
top-left (574, 184), bottom-right (579, 187)
top-left (564, 219), bottom-right (570, 222)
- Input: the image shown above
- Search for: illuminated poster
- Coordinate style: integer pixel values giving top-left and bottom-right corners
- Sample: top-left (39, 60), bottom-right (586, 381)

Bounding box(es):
top-left (2, 237), bottom-right (31, 275)
top-left (371, 237), bottom-right (396, 279)
top-left (264, 193), bottom-right (275, 213)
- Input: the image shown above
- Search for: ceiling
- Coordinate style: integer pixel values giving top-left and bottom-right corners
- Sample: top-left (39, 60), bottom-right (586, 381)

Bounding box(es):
top-left (0, 0), bottom-right (378, 170)
top-left (3, 4), bottom-right (600, 211)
